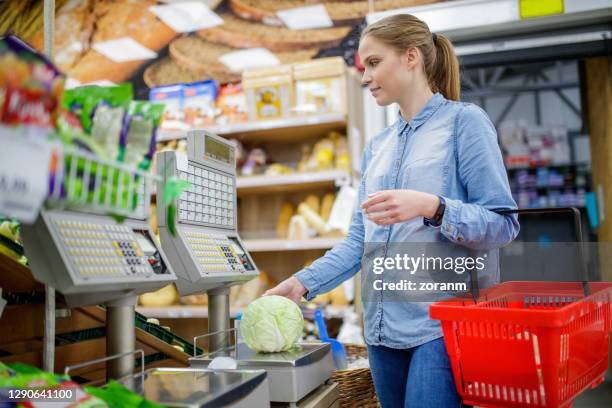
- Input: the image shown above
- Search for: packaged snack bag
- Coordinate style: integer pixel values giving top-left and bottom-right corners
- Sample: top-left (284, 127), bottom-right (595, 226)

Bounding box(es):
top-left (122, 100), bottom-right (165, 171)
top-left (0, 35), bottom-right (64, 129)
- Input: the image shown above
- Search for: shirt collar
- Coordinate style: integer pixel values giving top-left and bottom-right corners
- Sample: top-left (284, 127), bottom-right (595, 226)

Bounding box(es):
top-left (395, 92), bottom-right (445, 134)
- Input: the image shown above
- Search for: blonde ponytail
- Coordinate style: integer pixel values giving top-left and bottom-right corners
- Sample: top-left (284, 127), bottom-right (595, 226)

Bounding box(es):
top-left (362, 14), bottom-right (461, 101)
top-left (430, 33), bottom-right (460, 101)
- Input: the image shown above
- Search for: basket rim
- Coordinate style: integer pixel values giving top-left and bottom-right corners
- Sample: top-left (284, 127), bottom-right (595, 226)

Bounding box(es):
top-left (430, 281), bottom-right (612, 327)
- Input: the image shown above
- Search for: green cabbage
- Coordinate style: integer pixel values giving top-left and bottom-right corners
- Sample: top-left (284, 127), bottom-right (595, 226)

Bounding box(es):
top-left (241, 295), bottom-right (304, 353)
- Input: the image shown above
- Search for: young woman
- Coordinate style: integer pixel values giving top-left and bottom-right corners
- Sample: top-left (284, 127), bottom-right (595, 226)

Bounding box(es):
top-left (264, 14), bottom-right (519, 408)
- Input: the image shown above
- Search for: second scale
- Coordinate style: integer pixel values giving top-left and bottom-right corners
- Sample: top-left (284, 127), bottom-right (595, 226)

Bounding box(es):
top-left (156, 130), bottom-right (335, 406)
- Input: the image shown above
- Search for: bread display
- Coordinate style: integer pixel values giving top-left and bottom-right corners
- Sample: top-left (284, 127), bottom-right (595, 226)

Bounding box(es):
top-left (69, 0), bottom-right (177, 84)
top-left (144, 57), bottom-right (239, 88)
top-left (28, 0), bottom-right (94, 72)
top-left (30, 0), bottom-right (177, 84)
top-left (169, 35), bottom-right (319, 85)
top-left (198, 12), bottom-right (351, 52)
top-left (229, 0), bottom-right (438, 27)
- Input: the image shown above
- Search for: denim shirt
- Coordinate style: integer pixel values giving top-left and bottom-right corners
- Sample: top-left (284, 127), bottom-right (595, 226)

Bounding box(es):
top-left (295, 93), bottom-right (520, 349)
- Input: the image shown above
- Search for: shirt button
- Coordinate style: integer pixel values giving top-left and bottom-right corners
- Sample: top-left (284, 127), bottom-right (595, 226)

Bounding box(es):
top-left (457, 236), bottom-right (464, 242)
top-left (445, 225), bottom-right (452, 232)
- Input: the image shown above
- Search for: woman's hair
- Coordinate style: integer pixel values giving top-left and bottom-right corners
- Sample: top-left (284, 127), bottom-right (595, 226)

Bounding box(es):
top-left (361, 14), bottom-right (460, 101)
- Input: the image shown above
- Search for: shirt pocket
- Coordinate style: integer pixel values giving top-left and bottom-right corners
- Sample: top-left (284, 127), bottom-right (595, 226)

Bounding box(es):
top-left (365, 173), bottom-right (388, 196)
top-left (403, 159), bottom-right (449, 195)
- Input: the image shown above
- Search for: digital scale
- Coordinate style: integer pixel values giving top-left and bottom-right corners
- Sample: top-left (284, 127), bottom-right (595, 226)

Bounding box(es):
top-left (156, 130), bottom-right (258, 297)
top-left (18, 140), bottom-right (271, 407)
top-left (157, 130), bottom-right (335, 407)
top-left (189, 342), bottom-right (334, 404)
top-left (21, 211), bottom-right (175, 306)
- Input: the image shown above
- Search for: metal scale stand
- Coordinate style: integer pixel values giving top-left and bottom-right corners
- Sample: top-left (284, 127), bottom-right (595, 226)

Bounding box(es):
top-left (157, 130), bottom-right (335, 407)
top-left (20, 147), bottom-right (177, 381)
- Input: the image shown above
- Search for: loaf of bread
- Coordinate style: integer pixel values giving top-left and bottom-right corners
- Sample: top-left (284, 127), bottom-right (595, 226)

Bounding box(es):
top-left (198, 12), bottom-right (351, 52)
top-left (276, 202), bottom-right (296, 238)
top-left (69, 0), bottom-right (177, 84)
top-left (29, 0), bottom-right (95, 72)
top-left (170, 35), bottom-right (318, 80)
top-left (229, 0), bottom-right (438, 27)
top-left (144, 57), bottom-right (239, 88)
top-left (30, 0), bottom-right (177, 84)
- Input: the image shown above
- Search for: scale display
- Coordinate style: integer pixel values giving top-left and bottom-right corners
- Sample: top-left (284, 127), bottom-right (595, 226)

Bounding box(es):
top-left (157, 130), bottom-right (258, 294)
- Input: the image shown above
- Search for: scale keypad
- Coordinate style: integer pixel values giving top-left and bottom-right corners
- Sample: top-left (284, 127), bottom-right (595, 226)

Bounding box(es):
top-left (54, 219), bottom-right (153, 278)
top-left (184, 231), bottom-right (245, 273)
top-left (178, 163), bottom-right (235, 228)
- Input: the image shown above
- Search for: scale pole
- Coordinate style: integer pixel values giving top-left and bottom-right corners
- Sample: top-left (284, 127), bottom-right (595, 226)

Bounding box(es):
top-left (208, 287), bottom-right (230, 353)
top-left (42, 0), bottom-right (56, 374)
top-left (106, 295), bottom-right (137, 384)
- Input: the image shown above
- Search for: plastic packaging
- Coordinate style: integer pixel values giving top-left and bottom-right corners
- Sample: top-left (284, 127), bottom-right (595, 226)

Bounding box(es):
top-left (235, 312), bottom-right (243, 343)
top-left (150, 84), bottom-right (184, 130)
top-left (182, 80), bottom-right (218, 127)
top-left (61, 83), bottom-right (133, 161)
top-left (122, 100), bottom-right (165, 170)
top-left (0, 35), bottom-right (64, 130)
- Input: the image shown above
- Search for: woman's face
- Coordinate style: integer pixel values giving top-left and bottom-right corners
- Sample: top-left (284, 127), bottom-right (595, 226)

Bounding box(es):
top-left (358, 35), bottom-right (418, 106)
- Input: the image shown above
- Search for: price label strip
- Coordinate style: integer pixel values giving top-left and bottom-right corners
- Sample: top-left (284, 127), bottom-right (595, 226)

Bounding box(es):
top-left (0, 129), bottom-right (51, 223)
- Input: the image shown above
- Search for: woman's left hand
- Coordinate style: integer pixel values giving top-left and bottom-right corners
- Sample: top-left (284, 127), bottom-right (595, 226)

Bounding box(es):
top-left (362, 189), bottom-right (440, 225)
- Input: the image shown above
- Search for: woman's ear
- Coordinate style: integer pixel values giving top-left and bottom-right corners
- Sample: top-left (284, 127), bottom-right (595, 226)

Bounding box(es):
top-left (401, 47), bottom-right (420, 70)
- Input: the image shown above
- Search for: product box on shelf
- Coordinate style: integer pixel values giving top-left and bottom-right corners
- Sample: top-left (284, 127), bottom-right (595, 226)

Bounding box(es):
top-left (182, 80), bottom-right (218, 128)
top-left (243, 64), bottom-right (293, 121)
top-left (150, 84), bottom-right (185, 130)
top-left (292, 57), bottom-right (346, 116)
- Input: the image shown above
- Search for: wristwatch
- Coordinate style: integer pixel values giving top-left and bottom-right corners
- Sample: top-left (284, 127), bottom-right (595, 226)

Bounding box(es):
top-left (424, 195), bottom-right (446, 227)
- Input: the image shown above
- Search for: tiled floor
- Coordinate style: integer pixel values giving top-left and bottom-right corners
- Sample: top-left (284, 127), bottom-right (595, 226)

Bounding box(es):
top-left (574, 376), bottom-right (612, 407)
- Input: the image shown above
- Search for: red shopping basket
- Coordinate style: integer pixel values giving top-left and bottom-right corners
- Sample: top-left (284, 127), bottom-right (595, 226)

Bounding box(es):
top-left (430, 208), bottom-right (612, 408)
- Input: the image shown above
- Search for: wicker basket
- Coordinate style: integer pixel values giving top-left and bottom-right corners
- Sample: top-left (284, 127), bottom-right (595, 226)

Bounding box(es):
top-left (331, 344), bottom-right (380, 407)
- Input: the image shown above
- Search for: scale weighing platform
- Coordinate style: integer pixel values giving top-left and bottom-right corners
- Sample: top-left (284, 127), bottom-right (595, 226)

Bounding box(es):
top-left (125, 367), bottom-right (270, 408)
top-left (190, 342), bottom-right (334, 404)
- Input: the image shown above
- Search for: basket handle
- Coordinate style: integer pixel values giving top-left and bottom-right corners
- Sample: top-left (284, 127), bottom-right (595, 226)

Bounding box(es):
top-left (468, 207), bottom-right (590, 302)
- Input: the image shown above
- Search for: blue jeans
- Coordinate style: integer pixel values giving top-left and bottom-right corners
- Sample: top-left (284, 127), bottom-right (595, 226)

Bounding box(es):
top-left (368, 337), bottom-right (467, 408)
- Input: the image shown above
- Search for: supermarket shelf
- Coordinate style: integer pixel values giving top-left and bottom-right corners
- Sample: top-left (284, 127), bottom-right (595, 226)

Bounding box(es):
top-left (136, 306), bottom-right (243, 319)
top-left (244, 237), bottom-right (343, 252)
top-left (158, 114), bottom-right (347, 143)
top-left (0, 252), bottom-right (44, 293)
top-left (136, 305), bottom-right (348, 319)
top-left (237, 170), bottom-right (350, 195)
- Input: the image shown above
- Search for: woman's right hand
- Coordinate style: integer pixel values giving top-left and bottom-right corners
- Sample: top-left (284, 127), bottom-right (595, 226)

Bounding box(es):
top-left (263, 276), bottom-right (307, 304)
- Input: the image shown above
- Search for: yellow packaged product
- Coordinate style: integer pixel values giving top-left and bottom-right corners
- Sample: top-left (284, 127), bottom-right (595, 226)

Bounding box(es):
top-left (304, 194), bottom-right (320, 214)
top-left (139, 284), bottom-right (179, 307)
top-left (276, 202), bottom-right (295, 238)
top-left (292, 57), bottom-right (346, 115)
top-left (298, 202), bottom-right (329, 236)
top-left (305, 138), bottom-right (334, 171)
top-left (287, 214), bottom-right (310, 240)
top-left (320, 193), bottom-right (335, 222)
top-left (243, 64), bottom-right (293, 121)
top-left (329, 285), bottom-right (349, 306)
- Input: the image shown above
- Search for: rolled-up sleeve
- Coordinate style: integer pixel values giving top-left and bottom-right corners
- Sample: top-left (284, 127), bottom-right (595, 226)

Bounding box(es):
top-left (439, 104), bottom-right (519, 250)
top-left (294, 146), bottom-right (369, 301)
